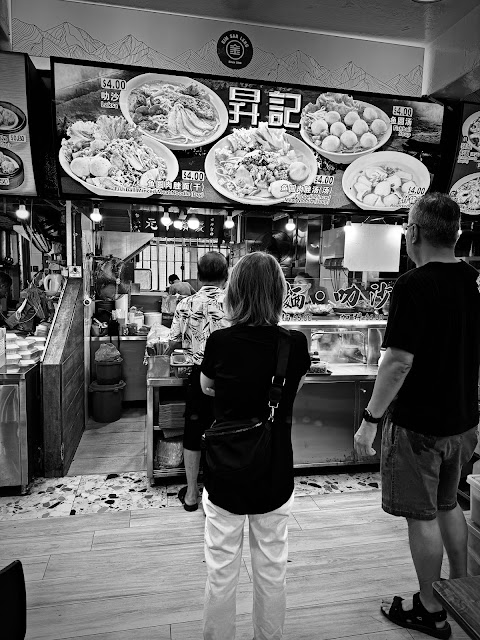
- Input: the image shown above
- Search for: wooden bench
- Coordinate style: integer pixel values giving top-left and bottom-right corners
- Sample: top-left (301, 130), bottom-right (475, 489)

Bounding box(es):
top-left (433, 577), bottom-right (480, 640)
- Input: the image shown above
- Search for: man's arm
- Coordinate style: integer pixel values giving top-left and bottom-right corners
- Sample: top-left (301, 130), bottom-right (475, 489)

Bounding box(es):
top-left (354, 347), bottom-right (413, 457)
top-left (200, 373), bottom-right (215, 397)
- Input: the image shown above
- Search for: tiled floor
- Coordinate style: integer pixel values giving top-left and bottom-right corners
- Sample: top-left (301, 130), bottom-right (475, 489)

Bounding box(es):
top-left (0, 470), bottom-right (382, 520)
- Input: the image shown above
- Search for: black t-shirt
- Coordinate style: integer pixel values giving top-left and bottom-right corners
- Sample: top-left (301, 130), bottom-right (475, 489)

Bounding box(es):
top-left (201, 325), bottom-right (310, 514)
top-left (383, 260), bottom-right (480, 436)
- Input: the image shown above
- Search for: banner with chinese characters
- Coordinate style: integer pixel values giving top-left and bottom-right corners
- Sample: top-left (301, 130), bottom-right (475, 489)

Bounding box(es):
top-left (0, 52), bottom-right (37, 195)
top-left (448, 103), bottom-right (480, 216)
top-left (282, 279), bottom-right (392, 322)
top-left (52, 58), bottom-right (444, 211)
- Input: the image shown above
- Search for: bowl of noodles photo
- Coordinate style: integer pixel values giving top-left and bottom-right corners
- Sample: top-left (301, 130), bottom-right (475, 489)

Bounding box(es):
top-left (205, 123), bottom-right (318, 206)
top-left (0, 102), bottom-right (27, 134)
top-left (59, 115), bottom-right (178, 198)
top-left (120, 73), bottom-right (229, 150)
top-left (450, 173), bottom-right (480, 215)
top-left (0, 148), bottom-right (24, 191)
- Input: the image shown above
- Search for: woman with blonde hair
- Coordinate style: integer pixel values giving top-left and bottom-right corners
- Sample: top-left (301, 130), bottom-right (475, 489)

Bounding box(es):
top-left (200, 252), bottom-right (310, 640)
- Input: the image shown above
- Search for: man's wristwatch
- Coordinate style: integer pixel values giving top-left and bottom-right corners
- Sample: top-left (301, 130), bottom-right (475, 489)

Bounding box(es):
top-left (363, 408), bottom-right (383, 424)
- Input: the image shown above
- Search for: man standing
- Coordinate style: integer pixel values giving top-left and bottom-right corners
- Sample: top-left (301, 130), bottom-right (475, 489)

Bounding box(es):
top-left (355, 193), bottom-right (480, 639)
top-left (168, 253), bottom-right (229, 511)
top-left (168, 273), bottom-right (196, 296)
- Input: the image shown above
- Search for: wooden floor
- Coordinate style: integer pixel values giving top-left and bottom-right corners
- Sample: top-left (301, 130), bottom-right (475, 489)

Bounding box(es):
top-left (67, 408), bottom-right (147, 476)
top-left (0, 490), bottom-right (471, 640)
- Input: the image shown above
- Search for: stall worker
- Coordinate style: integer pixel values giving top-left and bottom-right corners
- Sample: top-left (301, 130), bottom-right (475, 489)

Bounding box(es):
top-left (168, 273), bottom-right (196, 296)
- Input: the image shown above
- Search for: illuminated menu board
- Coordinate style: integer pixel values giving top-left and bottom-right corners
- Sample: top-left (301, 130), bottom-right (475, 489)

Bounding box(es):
top-left (0, 52), bottom-right (37, 195)
top-left (52, 58), bottom-right (444, 212)
top-left (449, 103), bottom-right (480, 216)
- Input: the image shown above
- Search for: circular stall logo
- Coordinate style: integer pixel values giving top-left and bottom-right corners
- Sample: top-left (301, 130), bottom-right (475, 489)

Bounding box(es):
top-left (217, 31), bottom-right (253, 69)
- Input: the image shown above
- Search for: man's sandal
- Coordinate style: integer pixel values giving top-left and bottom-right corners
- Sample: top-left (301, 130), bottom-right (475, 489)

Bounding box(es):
top-left (177, 486), bottom-right (199, 512)
top-left (381, 592), bottom-right (451, 639)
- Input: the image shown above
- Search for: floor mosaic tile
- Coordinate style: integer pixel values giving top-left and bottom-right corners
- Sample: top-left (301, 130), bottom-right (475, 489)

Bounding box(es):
top-left (0, 471), bottom-right (381, 520)
top-left (0, 476), bottom-right (81, 520)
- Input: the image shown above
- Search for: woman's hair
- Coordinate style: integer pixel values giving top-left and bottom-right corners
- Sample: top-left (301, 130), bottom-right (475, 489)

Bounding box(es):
top-left (225, 252), bottom-right (287, 326)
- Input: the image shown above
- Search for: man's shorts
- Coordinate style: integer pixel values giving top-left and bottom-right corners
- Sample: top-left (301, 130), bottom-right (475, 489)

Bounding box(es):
top-left (381, 414), bottom-right (479, 520)
top-left (183, 365), bottom-right (214, 452)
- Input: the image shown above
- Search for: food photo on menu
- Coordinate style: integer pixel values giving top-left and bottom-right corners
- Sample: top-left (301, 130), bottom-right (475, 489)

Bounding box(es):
top-left (449, 105), bottom-right (480, 216)
top-left (52, 58), bottom-right (445, 211)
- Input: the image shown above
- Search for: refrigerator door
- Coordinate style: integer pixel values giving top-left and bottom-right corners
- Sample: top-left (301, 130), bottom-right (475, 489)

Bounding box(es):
top-left (0, 385), bottom-right (20, 487)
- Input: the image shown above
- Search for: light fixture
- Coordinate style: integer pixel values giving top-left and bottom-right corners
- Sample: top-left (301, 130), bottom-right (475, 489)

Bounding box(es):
top-left (458, 229), bottom-right (463, 236)
top-left (187, 214), bottom-right (200, 230)
top-left (345, 220), bottom-right (352, 227)
top-left (15, 204), bottom-right (30, 220)
top-left (160, 209), bottom-right (172, 227)
top-left (224, 214), bottom-right (235, 229)
top-left (411, 0), bottom-right (443, 3)
top-left (90, 206), bottom-right (102, 223)
top-left (173, 211), bottom-right (186, 230)
top-left (285, 217), bottom-right (295, 232)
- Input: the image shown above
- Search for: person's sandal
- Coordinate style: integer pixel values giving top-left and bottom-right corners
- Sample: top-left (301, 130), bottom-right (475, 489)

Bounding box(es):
top-left (177, 486), bottom-right (199, 512)
top-left (381, 592), bottom-right (451, 639)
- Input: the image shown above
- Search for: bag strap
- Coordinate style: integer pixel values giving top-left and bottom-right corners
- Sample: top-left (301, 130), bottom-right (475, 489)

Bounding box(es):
top-left (268, 327), bottom-right (291, 420)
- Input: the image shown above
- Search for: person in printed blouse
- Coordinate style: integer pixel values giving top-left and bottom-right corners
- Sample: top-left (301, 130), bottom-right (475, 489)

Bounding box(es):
top-left (168, 252), bottom-right (229, 511)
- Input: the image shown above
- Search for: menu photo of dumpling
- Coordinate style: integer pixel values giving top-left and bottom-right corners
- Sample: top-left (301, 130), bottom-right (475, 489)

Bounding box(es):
top-left (0, 101), bottom-right (27, 134)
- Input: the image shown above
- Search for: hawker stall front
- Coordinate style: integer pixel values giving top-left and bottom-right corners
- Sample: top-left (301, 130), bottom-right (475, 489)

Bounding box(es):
top-left (0, 51), bottom-right (69, 489)
top-left (48, 55), bottom-right (466, 482)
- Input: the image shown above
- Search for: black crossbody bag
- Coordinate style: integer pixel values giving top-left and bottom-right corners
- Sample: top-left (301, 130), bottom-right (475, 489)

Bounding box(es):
top-left (202, 327), bottom-right (291, 497)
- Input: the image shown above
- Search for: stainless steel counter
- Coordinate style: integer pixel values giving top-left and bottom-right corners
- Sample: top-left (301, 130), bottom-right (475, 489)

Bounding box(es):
top-left (90, 336), bottom-right (148, 341)
top-left (307, 364), bottom-right (378, 382)
top-left (0, 363), bottom-right (39, 381)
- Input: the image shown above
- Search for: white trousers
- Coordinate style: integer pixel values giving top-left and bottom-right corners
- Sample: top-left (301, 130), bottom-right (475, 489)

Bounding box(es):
top-left (202, 489), bottom-right (294, 640)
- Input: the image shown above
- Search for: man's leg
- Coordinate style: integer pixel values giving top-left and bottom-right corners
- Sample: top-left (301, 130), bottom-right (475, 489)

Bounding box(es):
top-left (437, 505), bottom-right (468, 579)
top-left (184, 448), bottom-right (201, 505)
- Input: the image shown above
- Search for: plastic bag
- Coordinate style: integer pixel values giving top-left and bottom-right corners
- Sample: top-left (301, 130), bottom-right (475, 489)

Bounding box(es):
top-left (95, 342), bottom-right (122, 362)
top-left (154, 437), bottom-right (184, 469)
top-left (162, 294), bottom-right (180, 314)
top-left (145, 323), bottom-right (170, 356)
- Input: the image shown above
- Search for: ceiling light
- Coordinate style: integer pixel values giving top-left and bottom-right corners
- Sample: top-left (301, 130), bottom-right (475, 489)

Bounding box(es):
top-left (90, 206), bottom-right (102, 223)
top-left (187, 215), bottom-right (200, 230)
top-left (458, 229), bottom-right (463, 236)
top-left (411, 0), bottom-right (443, 3)
top-left (224, 214), bottom-right (234, 229)
top-left (285, 217), bottom-right (295, 232)
top-left (15, 204), bottom-right (29, 220)
top-left (161, 213), bottom-right (172, 227)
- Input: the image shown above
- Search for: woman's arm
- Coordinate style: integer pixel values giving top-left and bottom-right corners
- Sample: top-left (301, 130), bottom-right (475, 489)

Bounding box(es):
top-left (200, 372), bottom-right (216, 397)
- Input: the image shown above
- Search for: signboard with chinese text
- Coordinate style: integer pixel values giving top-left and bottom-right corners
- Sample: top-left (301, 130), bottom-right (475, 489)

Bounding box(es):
top-left (448, 103), bottom-right (480, 215)
top-left (52, 58), bottom-right (444, 211)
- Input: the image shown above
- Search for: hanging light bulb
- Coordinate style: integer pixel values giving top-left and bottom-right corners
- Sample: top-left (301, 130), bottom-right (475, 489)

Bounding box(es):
top-left (187, 214), bottom-right (200, 230)
top-left (160, 209), bottom-right (172, 227)
top-left (15, 204), bottom-right (30, 220)
top-left (458, 229), bottom-right (463, 236)
top-left (173, 211), bottom-right (186, 230)
top-left (285, 217), bottom-right (295, 232)
top-left (224, 213), bottom-right (234, 229)
top-left (90, 206), bottom-right (102, 223)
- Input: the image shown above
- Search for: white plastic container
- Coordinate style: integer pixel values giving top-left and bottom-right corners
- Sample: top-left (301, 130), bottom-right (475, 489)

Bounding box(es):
top-left (34, 337), bottom-right (47, 347)
top-left (6, 366), bottom-right (20, 373)
top-left (16, 339), bottom-right (29, 349)
top-left (5, 332), bottom-right (18, 342)
top-left (144, 312), bottom-right (162, 327)
top-left (6, 343), bottom-right (19, 353)
top-left (467, 518), bottom-right (480, 561)
top-left (24, 337), bottom-right (37, 346)
top-left (19, 358), bottom-right (36, 367)
top-left (467, 475), bottom-right (480, 527)
top-left (6, 354), bottom-right (21, 364)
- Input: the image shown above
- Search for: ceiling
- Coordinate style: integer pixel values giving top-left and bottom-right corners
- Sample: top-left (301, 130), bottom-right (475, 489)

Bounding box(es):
top-left (79, 0), bottom-right (479, 45)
